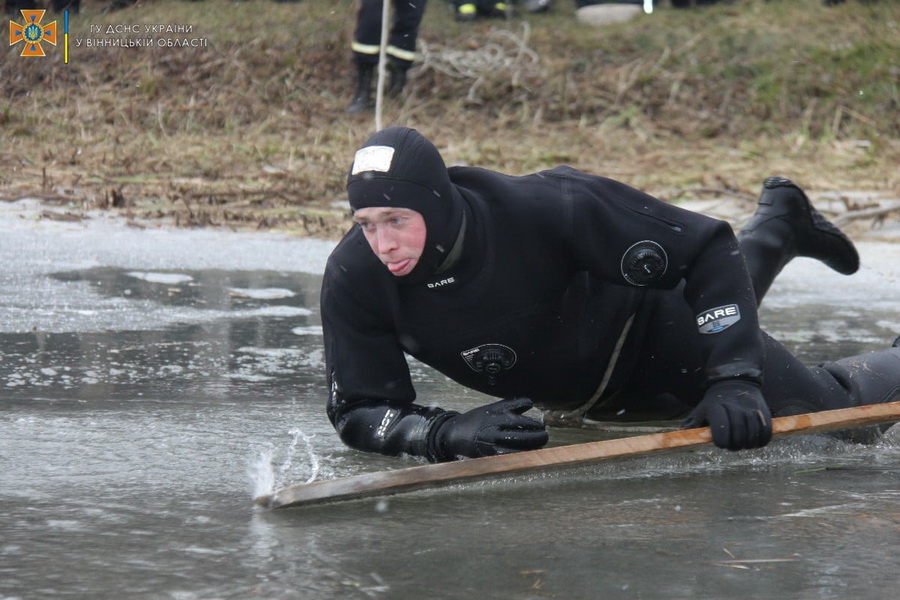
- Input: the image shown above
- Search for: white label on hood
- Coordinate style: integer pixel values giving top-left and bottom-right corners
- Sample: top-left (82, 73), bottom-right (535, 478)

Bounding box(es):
top-left (351, 145), bottom-right (395, 175)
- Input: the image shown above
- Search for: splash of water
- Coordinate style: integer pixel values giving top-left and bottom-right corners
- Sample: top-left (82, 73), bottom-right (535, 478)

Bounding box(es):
top-left (248, 428), bottom-right (321, 501)
top-left (248, 446), bottom-right (276, 499)
top-left (276, 427), bottom-right (320, 489)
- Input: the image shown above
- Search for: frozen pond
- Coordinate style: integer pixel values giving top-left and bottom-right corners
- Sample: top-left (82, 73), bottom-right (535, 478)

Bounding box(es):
top-left (1, 200), bottom-right (899, 599)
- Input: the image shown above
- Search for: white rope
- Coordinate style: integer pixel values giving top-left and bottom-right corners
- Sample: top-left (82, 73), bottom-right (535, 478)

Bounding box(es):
top-left (413, 22), bottom-right (542, 104)
top-left (375, 0), bottom-right (391, 132)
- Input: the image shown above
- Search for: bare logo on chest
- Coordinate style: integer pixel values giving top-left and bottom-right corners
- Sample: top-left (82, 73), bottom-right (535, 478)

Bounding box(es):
top-left (427, 276), bottom-right (456, 289)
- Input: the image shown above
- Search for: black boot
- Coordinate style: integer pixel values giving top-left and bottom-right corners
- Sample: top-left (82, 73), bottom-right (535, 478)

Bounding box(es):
top-left (346, 62), bottom-right (375, 114)
top-left (488, 2), bottom-right (511, 18)
top-left (738, 176), bottom-right (860, 305)
top-left (386, 62), bottom-right (407, 98)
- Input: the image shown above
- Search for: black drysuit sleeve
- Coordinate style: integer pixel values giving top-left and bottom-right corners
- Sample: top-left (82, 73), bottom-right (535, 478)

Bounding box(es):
top-left (560, 171), bottom-right (764, 385)
top-left (321, 251), bottom-right (454, 461)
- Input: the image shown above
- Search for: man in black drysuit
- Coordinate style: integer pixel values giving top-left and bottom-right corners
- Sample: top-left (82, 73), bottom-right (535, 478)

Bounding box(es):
top-left (321, 126), bottom-right (900, 462)
top-left (347, 0), bottom-right (428, 113)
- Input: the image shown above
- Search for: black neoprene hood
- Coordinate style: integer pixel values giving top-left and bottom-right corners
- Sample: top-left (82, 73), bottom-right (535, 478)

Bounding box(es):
top-left (347, 127), bottom-right (466, 282)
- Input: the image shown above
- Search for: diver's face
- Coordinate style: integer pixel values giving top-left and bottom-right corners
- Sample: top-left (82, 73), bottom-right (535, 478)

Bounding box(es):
top-left (353, 207), bottom-right (427, 277)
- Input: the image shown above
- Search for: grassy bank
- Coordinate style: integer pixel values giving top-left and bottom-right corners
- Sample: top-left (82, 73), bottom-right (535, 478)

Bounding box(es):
top-left (2, 0), bottom-right (898, 236)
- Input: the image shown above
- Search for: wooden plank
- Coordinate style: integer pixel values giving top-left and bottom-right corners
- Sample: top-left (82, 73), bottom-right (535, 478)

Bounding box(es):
top-left (257, 401), bottom-right (900, 510)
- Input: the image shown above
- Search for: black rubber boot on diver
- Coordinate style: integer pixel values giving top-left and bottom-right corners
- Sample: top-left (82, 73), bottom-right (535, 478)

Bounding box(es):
top-left (346, 62), bottom-right (375, 114)
top-left (738, 176), bottom-right (860, 305)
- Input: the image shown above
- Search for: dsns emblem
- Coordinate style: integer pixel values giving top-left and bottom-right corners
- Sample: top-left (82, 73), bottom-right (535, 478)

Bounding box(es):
top-left (460, 343), bottom-right (517, 386)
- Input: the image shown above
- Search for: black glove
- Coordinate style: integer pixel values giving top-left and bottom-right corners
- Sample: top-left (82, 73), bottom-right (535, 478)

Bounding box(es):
top-left (682, 380), bottom-right (772, 450)
top-left (429, 397), bottom-right (549, 461)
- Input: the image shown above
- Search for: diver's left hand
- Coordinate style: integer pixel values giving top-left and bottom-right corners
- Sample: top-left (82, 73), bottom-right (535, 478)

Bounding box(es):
top-left (682, 380), bottom-right (772, 450)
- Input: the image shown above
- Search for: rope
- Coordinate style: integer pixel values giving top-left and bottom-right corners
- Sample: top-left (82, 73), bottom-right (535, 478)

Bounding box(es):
top-left (375, 0), bottom-right (391, 131)
top-left (413, 22), bottom-right (542, 103)
top-left (543, 313), bottom-right (636, 426)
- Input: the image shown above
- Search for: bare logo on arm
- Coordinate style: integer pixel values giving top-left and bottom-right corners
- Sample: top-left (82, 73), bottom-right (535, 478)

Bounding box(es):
top-left (696, 304), bottom-right (741, 334)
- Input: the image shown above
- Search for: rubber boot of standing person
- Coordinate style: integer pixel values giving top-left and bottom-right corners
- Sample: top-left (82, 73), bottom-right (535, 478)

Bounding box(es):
top-left (346, 57), bottom-right (412, 114)
top-left (347, 60), bottom-right (376, 114)
top-left (346, 0), bottom-right (427, 114)
top-left (386, 58), bottom-right (408, 98)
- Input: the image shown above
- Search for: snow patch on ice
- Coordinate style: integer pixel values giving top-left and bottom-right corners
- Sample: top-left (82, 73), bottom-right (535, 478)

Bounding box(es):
top-left (126, 272), bottom-right (194, 285)
top-left (228, 287), bottom-right (296, 300)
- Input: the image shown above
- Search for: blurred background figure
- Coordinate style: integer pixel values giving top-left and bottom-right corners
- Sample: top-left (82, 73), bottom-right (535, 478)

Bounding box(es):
top-left (451, 0), bottom-right (510, 22)
top-left (347, 0), bottom-right (429, 114)
top-left (523, 0), bottom-right (554, 13)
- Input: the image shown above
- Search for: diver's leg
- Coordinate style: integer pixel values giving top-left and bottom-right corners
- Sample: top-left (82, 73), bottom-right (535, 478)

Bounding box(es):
top-left (738, 177), bottom-right (859, 305)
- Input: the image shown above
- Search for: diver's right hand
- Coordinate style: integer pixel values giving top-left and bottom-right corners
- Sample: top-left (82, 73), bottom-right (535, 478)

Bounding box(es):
top-left (430, 397), bottom-right (548, 462)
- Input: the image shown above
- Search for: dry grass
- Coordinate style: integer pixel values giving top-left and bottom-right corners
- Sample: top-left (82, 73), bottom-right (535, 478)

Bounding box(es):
top-left (2, 0), bottom-right (898, 237)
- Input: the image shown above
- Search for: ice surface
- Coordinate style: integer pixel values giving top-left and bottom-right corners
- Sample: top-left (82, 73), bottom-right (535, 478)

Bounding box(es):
top-left (0, 199), bottom-right (336, 333)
